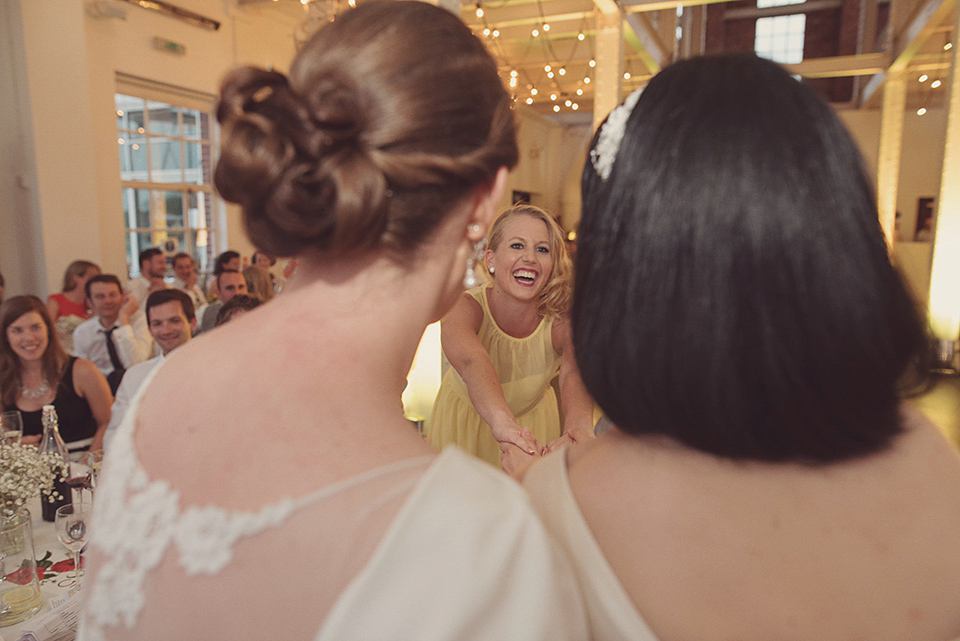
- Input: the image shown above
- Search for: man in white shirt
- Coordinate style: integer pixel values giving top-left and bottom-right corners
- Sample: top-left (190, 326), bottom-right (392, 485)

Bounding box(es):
top-left (103, 289), bottom-right (195, 452)
top-left (172, 252), bottom-right (206, 310)
top-left (73, 274), bottom-right (153, 394)
top-left (126, 247), bottom-right (168, 306)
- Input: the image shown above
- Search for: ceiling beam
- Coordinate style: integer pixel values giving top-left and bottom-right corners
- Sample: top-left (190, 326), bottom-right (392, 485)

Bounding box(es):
top-left (783, 51), bottom-right (891, 77)
top-left (621, 0), bottom-right (737, 14)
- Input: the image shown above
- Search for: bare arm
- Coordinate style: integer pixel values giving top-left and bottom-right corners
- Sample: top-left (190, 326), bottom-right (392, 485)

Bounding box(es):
top-left (73, 358), bottom-right (113, 453)
top-left (442, 293), bottom-right (539, 455)
top-left (549, 317), bottom-right (596, 449)
top-left (46, 297), bottom-right (60, 322)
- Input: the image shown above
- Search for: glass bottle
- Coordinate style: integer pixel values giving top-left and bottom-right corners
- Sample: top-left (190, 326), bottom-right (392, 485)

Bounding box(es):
top-left (38, 405), bottom-right (71, 522)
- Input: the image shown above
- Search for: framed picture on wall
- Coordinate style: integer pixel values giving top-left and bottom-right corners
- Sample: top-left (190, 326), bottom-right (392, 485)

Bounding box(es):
top-left (512, 190), bottom-right (531, 205)
top-left (915, 197), bottom-right (935, 242)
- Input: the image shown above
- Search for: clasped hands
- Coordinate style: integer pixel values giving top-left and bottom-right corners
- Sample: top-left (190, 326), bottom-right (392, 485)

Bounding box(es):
top-left (492, 420), bottom-right (594, 479)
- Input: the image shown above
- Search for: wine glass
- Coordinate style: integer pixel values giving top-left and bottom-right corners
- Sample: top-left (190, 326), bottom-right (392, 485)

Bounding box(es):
top-left (55, 503), bottom-right (90, 584)
top-left (0, 411), bottom-right (22, 446)
top-left (64, 452), bottom-right (93, 503)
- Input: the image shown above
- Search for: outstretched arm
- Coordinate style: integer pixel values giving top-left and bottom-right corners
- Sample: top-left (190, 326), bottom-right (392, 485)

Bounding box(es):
top-left (549, 318), bottom-right (596, 450)
top-left (442, 293), bottom-right (540, 455)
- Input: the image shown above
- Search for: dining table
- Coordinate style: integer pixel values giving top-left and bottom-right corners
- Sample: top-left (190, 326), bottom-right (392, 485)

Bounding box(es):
top-left (0, 495), bottom-right (85, 641)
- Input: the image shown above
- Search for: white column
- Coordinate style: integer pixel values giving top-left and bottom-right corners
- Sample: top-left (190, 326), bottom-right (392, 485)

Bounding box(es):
top-left (876, 69), bottom-right (907, 247)
top-left (593, 9), bottom-right (623, 132)
top-left (927, 9), bottom-right (960, 339)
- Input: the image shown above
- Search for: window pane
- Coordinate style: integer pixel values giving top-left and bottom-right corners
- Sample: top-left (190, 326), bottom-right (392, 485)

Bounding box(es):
top-left (121, 188), bottom-right (151, 229)
top-left (149, 138), bottom-right (183, 182)
top-left (182, 108), bottom-right (201, 139)
top-left (159, 190), bottom-right (186, 228)
top-left (147, 101), bottom-right (179, 136)
top-left (119, 135), bottom-right (148, 180)
top-left (757, 0), bottom-right (804, 7)
top-left (184, 142), bottom-right (205, 185)
top-left (116, 94), bottom-right (145, 132)
top-left (755, 14), bottom-right (806, 63)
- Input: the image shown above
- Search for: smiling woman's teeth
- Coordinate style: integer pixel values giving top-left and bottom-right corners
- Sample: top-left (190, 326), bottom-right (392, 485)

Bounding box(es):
top-left (514, 270), bottom-right (536, 284)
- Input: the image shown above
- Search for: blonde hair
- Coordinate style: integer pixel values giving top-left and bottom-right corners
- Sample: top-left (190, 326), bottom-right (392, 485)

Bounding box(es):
top-left (487, 205), bottom-right (572, 317)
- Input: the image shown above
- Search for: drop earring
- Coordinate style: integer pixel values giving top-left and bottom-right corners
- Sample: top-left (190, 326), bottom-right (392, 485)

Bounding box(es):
top-left (463, 238), bottom-right (486, 288)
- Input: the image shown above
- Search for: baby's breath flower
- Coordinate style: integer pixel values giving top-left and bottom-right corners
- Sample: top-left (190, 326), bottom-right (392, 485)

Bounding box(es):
top-left (0, 443), bottom-right (64, 518)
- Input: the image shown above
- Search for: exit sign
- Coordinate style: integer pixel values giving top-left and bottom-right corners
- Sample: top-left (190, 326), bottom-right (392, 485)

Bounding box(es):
top-left (153, 37), bottom-right (186, 55)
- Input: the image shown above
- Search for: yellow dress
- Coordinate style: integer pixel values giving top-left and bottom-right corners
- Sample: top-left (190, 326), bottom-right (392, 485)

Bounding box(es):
top-left (428, 286), bottom-right (561, 467)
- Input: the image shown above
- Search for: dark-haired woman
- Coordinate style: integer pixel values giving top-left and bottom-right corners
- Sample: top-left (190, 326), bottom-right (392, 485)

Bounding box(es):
top-left (1, 295), bottom-right (111, 451)
top-left (80, 4), bottom-right (586, 640)
top-left (515, 54), bottom-right (960, 640)
top-left (428, 205), bottom-right (595, 468)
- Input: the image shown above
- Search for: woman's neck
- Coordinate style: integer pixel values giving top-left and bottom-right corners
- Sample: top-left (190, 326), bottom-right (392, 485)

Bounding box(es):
top-left (486, 285), bottom-right (542, 338)
top-left (63, 288), bottom-right (85, 304)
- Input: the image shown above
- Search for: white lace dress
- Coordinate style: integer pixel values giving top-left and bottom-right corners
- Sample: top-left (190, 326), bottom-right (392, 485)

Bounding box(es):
top-left (79, 367), bottom-right (587, 641)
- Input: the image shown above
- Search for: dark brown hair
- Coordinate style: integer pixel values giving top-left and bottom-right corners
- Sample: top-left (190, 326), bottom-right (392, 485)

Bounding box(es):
top-left (575, 54), bottom-right (930, 464)
top-left (0, 295), bottom-right (68, 409)
top-left (214, 1), bottom-right (518, 260)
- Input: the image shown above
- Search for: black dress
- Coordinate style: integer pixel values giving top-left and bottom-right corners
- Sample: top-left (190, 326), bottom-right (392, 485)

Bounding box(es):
top-left (19, 357), bottom-right (97, 445)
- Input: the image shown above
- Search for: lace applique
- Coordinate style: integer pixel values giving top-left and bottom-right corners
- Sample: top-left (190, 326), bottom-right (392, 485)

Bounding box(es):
top-left (79, 369), bottom-right (432, 641)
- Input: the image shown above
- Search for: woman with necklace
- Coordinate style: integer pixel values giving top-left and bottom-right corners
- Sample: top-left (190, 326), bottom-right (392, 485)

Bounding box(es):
top-left (428, 205), bottom-right (596, 469)
top-left (1, 295), bottom-right (111, 451)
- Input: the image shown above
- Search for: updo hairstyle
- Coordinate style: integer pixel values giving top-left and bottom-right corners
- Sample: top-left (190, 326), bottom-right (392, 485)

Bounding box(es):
top-left (487, 205), bottom-right (572, 317)
top-left (215, 1), bottom-right (519, 260)
top-left (574, 54), bottom-right (929, 464)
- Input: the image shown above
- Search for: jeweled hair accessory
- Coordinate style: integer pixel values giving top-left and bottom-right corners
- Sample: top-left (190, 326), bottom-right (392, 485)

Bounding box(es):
top-left (589, 88), bottom-right (644, 181)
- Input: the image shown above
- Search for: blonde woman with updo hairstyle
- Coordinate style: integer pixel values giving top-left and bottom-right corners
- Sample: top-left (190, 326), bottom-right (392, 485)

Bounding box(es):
top-left (79, 4), bottom-right (586, 641)
top-left (427, 204), bottom-right (595, 470)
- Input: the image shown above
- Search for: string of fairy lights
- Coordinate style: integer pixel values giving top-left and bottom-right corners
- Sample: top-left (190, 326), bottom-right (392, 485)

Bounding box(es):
top-left (471, 0), bottom-right (596, 113)
top-left (915, 38), bottom-right (953, 116)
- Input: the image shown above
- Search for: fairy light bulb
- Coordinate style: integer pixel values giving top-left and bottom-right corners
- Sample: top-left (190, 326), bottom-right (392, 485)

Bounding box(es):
top-left (543, 23), bottom-right (550, 31)
top-left (510, 70), bottom-right (518, 77)
top-left (525, 97), bottom-right (534, 104)
top-left (492, 29), bottom-right (499, 37)
top-left (572, 103), bottom-right (579, 110)
top-left (564, 99), bottom-right (572, 106)
top-left (483, 27), bottom-right (490, 36)
top-left (531, 88), bottom-right (538, 96)
top-left (532, 28), bottom-right (539, 36)
top-left (919, 74), bottom-right (929, 82)
top-left (558, 67), bottom-right (566, 76)
top-left (918, 107), bottom-right (927, 115)
top-left (624, 71), bottom-right (631, 79)
top-left (475, 4), bottom-right (483, 17)
top-left (550, 93), bottom-right (557, 100)
top-left (945, 42), bottom-right (953, 51)
top-left (576, 88), bottom-right (583, 95)
top-left (589, 59), bottom-right (596, 67)
top-left (584, 76), bottom-right (591, 84)
top-left (547, 71), bottom-right (554, 78)
top-left (544, 64), bottom-right (552, 72)
top-left (932, 79), bottom-right (942, 88)
top-left (553, 105), bottom-right (560, 112)
top-left (578, 32), bottom-right (585, 41)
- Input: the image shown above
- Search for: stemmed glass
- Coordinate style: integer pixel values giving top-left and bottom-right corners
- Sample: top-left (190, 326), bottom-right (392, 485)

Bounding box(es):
top-left (64, 452), bottom-right (93, 503)
top-left (0, 411), bottom-right (22, 446)
top-left (55, 503), bottom-right (90, 584)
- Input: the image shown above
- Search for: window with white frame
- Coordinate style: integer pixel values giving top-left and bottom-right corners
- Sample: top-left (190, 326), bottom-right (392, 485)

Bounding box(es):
top-left (755, 0), bottom-right (806, 64)
top-left (115, 75), bottom-right (218, 280)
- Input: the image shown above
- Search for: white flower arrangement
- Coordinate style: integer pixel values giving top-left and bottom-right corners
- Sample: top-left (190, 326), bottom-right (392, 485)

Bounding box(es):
top-left (0, 443), bottom-right (64, 518)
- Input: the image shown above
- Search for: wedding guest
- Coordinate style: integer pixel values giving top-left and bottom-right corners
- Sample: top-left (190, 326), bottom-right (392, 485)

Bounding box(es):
top-left (197, 269), bottom-right (248, 333)
top-left (427, 205), bottom-right (595, 468)
top-left (127, 248), bottom-right (168, 306)
top-left (171, 252), bottom-right (206, 309)
top-left (103, 289), bottom-right (195, 452)
top-left (206, 250), bottom-right (241, 301)
top-left (81, 4), bottom-right (585, 640)
top-left (0, 270), bottom-right (4, 303)
top-left (253, 251), bottom-right (280, 292)
top-left (47, 260), bottom-right (101, 354)
top-left (73, 275), bottom-right (152, 394)
top-left (242, 265), bottom-right (274, 303)
top-left (516, 53), bottom-right (960, 641)
top-left (214, 294), bottom-right (261, 327)
top-left (0, 295), bottom-right (111, 451)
